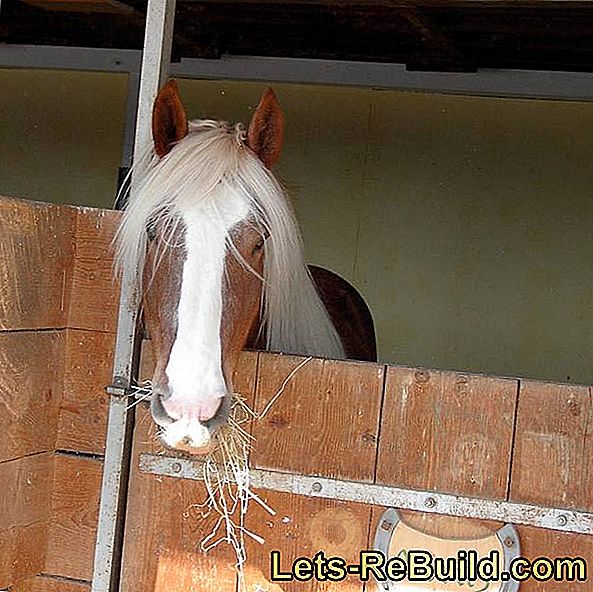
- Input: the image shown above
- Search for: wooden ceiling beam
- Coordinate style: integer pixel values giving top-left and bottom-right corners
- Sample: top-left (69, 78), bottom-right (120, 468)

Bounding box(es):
top-left (400, 7), bottom-right (476, 71)
top-left (18, 0), bottom-right (135, 13)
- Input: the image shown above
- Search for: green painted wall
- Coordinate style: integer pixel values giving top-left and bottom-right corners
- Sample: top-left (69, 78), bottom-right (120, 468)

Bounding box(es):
top-left (2, 70), bottom-right (592, 384)
top-left (0, 68), bottom-right (128, 207)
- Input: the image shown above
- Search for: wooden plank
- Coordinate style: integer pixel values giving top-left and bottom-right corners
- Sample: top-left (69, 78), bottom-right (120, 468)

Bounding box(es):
top-left (45, 455), bottom-right (103, 581)
top-left (510, 381), bottom-right (593, 511)
top-left (68, 257), bottom-right (119, 333)
top-left (0, 453), bottom-right (52, 589)
top-left (377, 367), bottom-right (518, 498)
top-left (56, 329), bottom-right (114, 455)
top-left (512, 525), bottom-right (593, 591)
top-left (0, 197), bottom-right (75, 331)
top-left (68, 206), bottom-right (120, 333)
top-left (121, 417), bottom-right (239, 592)
top-left (252, 354), bottom-right (384, 482)
top-left (73, 207), bottom-right (120, 261)
top-left (13, 575), bottom-right (91, 592)
top-left (0, 331), bottom-right (65, 463)
top-left (243, 490), bottom-right (372, 592)
top-left (120, 352), bottom-right (259, 591)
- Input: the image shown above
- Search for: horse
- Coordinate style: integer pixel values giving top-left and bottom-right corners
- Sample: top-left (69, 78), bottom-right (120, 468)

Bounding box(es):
top-left (116, 80), bottom-right (376, 453)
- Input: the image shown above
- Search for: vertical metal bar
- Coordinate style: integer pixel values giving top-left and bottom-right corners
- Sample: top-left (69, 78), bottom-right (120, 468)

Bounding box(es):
top-left (115, 71), bottom-right (140, 210)
top-left (121, 71), bottom-right (141, 170)
top-left (91, 1), bottom-right (177, 590)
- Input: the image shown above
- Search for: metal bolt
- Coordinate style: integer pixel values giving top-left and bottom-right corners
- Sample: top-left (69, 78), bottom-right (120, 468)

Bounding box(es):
top-left (557, 514), bottom-right (568, 527)
top-left (503, 536), bottom-right (515, 548)
top-left (424, 496), bottom-right (437, 509)
top-left (171, 462), bottom-right (182, 474)
top-left (311, 481), bottom-right (322, 493)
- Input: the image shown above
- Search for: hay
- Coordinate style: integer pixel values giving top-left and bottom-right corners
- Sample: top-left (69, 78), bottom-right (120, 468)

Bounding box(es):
top-left (130, 357), bottom-right (312, 588)
top-left (195, 357), bottom-right (312, 588)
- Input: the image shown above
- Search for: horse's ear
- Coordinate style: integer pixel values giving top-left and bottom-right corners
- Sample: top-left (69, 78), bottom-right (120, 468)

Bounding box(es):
top-left (152, 79), bottom-right (188, 158)
top-left (247, 88), bottom-right (284, 169)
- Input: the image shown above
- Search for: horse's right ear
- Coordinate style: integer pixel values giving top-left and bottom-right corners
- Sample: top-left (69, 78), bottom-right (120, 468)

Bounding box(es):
top-left (152, 79), bottom-right (188, 158)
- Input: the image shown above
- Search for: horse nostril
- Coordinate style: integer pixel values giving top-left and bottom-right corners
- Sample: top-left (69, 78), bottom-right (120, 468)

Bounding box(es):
top-left (150, 390), bottom-right (175, 427)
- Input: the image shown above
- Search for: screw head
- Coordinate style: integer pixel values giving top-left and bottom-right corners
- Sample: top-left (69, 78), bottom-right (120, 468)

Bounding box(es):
top-left (311, 482), bottom-right (322, 493)
top-left (424, 496), bottom-right (437, 508)
top-left (171, 462), bottom-right (182, 474)
top-left (503, 536), bottom-right (515, 548)
top-left (557, 514), bottom-right (568, 527)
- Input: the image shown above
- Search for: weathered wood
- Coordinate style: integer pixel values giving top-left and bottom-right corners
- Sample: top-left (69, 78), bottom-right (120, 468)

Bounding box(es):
top-left (68, 206), bottom-right (120, 333)
top-left (515, 524), bottom-right (593, 591)
top-left (252, 354), bottom-right (384, 482)
top-left (121, 413), bottom-right (239, 591)
top-left (13, 575), bottom-right (91, 592)
top-left (120, 352), bottom-right (258, 591)
top-left (45, 454), bottom-right (103, 581)
top-left (510, 381), bottom-right (593, 511)
top-left (0, 331), bottom-right (65, 463)
top-left (68, 258), bottom-right (119, 334)
top-left (0, 197), bottom-right (75, 331)
top-left (243, 490), bottom-right (372, 592)
top-left (0, 453), bottom-right (52, 589)
top-left (73, 207), bottom-right (120, 261)
top-left (56, 329), bottom-right (114, 455)
top-left (377, 367), bottom-right (518, 498)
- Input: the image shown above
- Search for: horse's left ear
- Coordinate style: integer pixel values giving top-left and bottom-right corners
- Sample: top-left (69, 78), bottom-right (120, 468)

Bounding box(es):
top-left (152, 79), bottom-right (188, 158)
top-left (247, 88), bottom-right (284, 169)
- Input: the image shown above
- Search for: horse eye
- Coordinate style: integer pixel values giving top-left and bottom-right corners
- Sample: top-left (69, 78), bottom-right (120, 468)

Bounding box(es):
top-left (252, 233), bottom-right (268, 255)
top-left (146, 223), bottom-right (157, 242)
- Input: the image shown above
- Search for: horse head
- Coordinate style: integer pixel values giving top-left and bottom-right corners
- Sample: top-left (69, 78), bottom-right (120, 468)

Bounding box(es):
top-left (116, 80), bottom-right (344, 454)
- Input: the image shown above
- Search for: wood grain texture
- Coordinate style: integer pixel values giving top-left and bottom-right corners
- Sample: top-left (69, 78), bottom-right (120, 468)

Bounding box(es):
top-left (514, 524), bottom-right (593, 591)
top-left (13, 575), bottom-right (91, 592)
top-left (68, 257), bottom-right (119, 333)
top-left (56, 329), bottom-right (114, 455)
top-left (0, 197), bottom-right (75, 331)
top-left (0, 331), bottom-right (65, 463)
top-left (68, 206), bottom-right (120, 333)
top-left (73, 207), bottom-right (120, 261)
top-left (377, 367), bottom-right (518, 498)
top-left (120, 352), bottom-right (259, 592)
top-left (252, 354), bottom-right (384, 481)
top-left (45, 455), bottom-right (103, 581)
top-left (510, 381), bottom-right (593, 511)
top-left (121, 413), bottom-right (239, 592)
top-left (243, 490), bottom-right (372, 592)
top-left (0, 453), bottom-right (52, 589)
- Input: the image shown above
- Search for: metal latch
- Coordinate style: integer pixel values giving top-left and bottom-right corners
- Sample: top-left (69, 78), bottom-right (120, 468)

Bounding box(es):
top-left (105, 376), bottom-right (135, 397)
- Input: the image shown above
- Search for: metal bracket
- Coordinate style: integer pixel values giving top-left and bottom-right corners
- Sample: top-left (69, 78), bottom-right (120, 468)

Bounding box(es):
top-left (105, 378), bottom-right (134, 398)
top-left (139, 453), bottom-right (593, 536)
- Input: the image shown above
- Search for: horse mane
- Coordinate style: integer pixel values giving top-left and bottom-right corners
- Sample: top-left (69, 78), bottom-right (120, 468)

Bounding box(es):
top-left (115, 119), bottom-right (345, 360)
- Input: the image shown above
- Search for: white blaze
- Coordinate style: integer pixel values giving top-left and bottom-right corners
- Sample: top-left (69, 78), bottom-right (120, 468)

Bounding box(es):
top-left (163, 190), bottom-right (249, 434)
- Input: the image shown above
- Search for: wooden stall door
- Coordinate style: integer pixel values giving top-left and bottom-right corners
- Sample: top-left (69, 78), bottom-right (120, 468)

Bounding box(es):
top-left (0, 197), bottom-right (74, 590)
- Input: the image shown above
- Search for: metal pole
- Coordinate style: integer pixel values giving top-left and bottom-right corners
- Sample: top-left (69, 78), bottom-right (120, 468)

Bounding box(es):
top-left (91, 1), bottom-right (176, 590)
